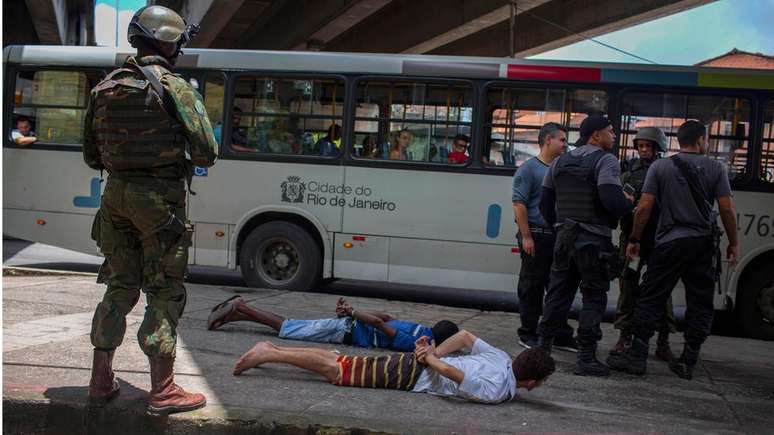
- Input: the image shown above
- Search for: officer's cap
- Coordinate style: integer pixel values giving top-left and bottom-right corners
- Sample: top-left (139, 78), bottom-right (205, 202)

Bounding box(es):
top-left (576, 115), bottom-right (612, 146)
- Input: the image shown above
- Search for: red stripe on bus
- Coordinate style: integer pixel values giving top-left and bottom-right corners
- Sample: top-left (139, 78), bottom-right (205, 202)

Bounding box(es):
top-left (507, 65), bottom-right (601, 82)
top-left (511, 247), bottom-right (520, 253)
top-left (353, 236), bottom-right (366, 241)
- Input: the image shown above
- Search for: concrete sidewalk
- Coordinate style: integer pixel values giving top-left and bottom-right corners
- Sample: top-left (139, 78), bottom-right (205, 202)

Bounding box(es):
top-left (3, 269), bottom-right (773, 434)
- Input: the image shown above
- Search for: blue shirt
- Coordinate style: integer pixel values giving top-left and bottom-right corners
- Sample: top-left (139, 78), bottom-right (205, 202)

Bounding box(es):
top-left (351, 319), bottom-right (433, 352)
top-left (512, 156), bottom-right (549, 228)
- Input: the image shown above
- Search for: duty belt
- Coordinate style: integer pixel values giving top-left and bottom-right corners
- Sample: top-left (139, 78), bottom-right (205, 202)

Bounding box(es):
top-left (528, 227), bottom-right (555, 235)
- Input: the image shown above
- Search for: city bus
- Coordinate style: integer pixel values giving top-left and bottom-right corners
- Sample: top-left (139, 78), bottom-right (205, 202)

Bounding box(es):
top-left (3, 45), bottom-right (773, 339)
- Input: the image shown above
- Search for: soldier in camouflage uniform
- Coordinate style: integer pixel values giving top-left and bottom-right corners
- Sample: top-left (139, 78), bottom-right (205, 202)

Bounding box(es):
top-left (83, 6), bottom-right (217, 415)
top-left (609, 127), bottom-right (676, 362)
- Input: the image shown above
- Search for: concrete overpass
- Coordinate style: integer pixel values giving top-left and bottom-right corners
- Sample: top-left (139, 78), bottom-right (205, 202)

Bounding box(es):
top-left (151, 0), bottom-right (714, 57)
top-left (3, 0), bottom-right (94, 46)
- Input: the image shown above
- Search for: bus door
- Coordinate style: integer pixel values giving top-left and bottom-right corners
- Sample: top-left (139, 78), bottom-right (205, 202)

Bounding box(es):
top-left (337, 79), bottom-right (518, 291)
top-left (186, 73), bottom-right (347, 269)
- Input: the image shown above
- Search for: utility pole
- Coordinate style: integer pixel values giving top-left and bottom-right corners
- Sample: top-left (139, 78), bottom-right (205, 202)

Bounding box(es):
top-left (509, 0), bottom-right (517, 58)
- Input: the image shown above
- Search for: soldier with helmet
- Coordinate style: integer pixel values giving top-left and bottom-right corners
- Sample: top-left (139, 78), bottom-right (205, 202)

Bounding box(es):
top-left (609, 127), bottom-right (677, 362)
top-left (83, 5), bottom-right (218, 415)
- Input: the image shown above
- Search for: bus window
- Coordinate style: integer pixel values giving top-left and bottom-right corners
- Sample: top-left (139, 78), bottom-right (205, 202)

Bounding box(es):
top-left (763, 101), bottom-right (774, 183)
top-left (484, 86), bottom-right (608, 167)
top-left (229, 75), bottom-right (344, 156)
top-left (619, 92), bottom-right (751, 181)
top-left (204, 73), bottom-right (225, 146)
top-left (353, 80), bottom-right (473, 164)
top-left (10, 70), bottom-right (99, 146)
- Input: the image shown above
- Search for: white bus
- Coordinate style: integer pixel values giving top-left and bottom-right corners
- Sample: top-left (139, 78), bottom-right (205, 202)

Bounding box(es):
top-left (4, 46), bottom-right (773, 339)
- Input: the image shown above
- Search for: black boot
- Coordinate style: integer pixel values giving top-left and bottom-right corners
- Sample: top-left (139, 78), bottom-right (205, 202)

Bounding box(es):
top-left (574, 342), bottom-right (610, 377)
top-left (537, 336), bottom-right (553, 354)
top-left (608, 337), bottom-right (648, 375)
top-left (669, 344), bottom-right (700, 380)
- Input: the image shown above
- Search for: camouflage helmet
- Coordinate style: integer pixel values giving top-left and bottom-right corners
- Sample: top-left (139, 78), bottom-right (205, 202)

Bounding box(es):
top-left (128, 5), bottom-right (199, 59)
top-left (633, 127), bottom-right (668, 153)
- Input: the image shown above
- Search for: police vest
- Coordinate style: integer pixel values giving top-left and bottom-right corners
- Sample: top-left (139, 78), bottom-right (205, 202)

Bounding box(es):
top-left (554, 149), bottom-right (615, 228)
top-left (92, 65), bottom-right (185, 172)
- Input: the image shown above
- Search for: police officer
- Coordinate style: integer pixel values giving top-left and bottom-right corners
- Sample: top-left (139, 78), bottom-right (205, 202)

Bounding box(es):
top-left (610, 127), bottom-right (677, 362)
top-left (83, 6), bottom-right (218, 414)
top-left (537, 115), bottom-right (634, 377)
top-left (608, 120), bottom-right (739, 380)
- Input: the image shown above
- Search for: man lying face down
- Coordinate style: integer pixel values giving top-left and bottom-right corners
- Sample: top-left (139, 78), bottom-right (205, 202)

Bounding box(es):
top-left (209, 296), bottom-right (459, 352)
top-left (233, 330), bottom-right (555, 404)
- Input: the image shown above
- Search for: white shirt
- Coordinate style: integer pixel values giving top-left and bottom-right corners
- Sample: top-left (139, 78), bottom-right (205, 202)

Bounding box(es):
top-left (411, 338), bottom-right (516, 404)
top-left (11, 129), bottom-right (35, 140)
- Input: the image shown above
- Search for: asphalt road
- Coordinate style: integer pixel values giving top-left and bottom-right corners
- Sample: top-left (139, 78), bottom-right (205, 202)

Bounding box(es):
top-left (1, 238), bottom-right (518, 311)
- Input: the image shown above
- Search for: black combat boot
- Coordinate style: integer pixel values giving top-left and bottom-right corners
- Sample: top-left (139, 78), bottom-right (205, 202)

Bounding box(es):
top-left (537, 336), bottom-right (553, 354)
top-left (608, 337), bottom-right (649, 375)
top-left (669, 343), bottom-right (700, 380)
top-left (574, 342), bottom-right (610, 377)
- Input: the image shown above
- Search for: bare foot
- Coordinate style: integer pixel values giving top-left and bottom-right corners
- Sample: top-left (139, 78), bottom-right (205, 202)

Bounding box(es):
top-left (233, 341), bottom-right (274, 376)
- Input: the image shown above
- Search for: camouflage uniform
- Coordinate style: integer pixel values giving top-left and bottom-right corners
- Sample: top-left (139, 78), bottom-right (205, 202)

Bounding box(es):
top-left (83, 55), bottom-right (217, 358)
top-left (614, 157), bottom-right (677, 336)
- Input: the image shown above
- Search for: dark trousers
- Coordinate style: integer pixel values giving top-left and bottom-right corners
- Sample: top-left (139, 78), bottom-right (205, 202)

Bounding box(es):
top-left (632, 236), bottom-right (715, 349)
top-left (538, 223), bottom-right (613, 345)
top-left (517, 231), bottom-right (573, 341)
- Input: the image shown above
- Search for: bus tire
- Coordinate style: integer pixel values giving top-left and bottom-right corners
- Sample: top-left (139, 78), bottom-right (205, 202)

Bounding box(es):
top-left (239, 221), bottom-right (321, 292)
top-left (735, 267), bottom-right (774, 341)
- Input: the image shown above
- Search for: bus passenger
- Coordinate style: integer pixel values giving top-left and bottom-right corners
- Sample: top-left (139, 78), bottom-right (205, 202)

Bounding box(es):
top-left (11, 116), bottom-right (37, 146)
top-left (389, 129), bottom-right (412, 160)
top-left (227, 107), bottom-right (253, 152)
top-left (448, 134), bottom-right (470, 164)
top-left (512, 123), bottom-right (576, 351)
top-left (233, 330), bottom-right (555, 405)
top-left (208, 296), bottom-right (459, 353)
top-left (360, 135), bottom-right (379, 158)
top-left (609, 121), bottom-right (739, 380)
top-left (316, 123), bottom-right (341, 156)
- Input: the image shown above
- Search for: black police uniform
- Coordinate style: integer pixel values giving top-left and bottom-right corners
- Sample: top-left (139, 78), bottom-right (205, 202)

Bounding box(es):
top-left (537, 148), bottom-right (622, 374)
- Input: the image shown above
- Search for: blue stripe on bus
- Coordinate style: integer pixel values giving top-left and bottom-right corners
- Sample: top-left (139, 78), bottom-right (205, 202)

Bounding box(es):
top-left (73, 177), bottom-right (101, 208)
top-left (601, 69), bottom-right (697, 87)
top-left (486, 204), bottom-right (501, 238)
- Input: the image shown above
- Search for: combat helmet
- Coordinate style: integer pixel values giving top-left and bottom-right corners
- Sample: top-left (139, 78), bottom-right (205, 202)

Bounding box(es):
top-left (128, 5), bottom-right (199, 59)
top-left (633, 127), bottom-right (668, 153)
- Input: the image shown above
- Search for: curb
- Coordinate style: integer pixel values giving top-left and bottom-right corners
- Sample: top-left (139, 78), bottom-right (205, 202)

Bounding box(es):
top-left (3, 266), bottom-right (98, 277)
top-left (3, 396), bottom-right (396, 435)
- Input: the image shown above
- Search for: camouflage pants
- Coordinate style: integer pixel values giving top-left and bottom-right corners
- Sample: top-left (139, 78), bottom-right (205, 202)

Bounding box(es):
top-left (90, 176), bottom-right (192, 358)
top-left (614, 257), bottom-right (678, 336)
top-left (613, 232), bottom-right (677, 336)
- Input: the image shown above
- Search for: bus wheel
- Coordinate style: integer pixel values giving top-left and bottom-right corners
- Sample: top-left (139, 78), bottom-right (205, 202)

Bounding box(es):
top-left (240, 221), bottom-right (321, 291)
top-left (735, 267), bottom-right (774, 341)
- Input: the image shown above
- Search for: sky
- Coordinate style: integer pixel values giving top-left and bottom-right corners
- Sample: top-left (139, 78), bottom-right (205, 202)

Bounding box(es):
top-left (529, 0), bottom-right (774, 65)
top-left (94, 0), bottom-right (146, 50)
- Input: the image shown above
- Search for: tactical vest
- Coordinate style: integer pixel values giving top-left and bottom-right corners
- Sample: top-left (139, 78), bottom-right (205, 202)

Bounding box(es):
top-left (622, 158), bottom-right (651, 195)
top-left (92, 65), bottom-right (185, 172)
top-left (554, 149), bottom-right (615, 228)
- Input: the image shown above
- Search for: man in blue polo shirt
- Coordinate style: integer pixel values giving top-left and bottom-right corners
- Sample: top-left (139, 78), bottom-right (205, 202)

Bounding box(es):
top-left (208, 296), bottom-right (459, 352)
top-left (512, 122), bottom-right (577, 352)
